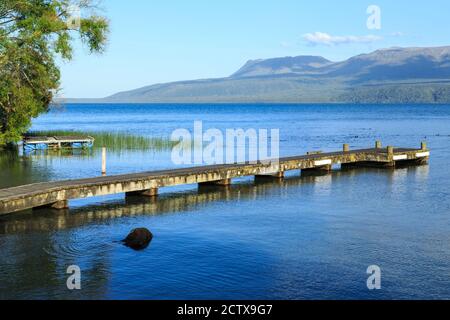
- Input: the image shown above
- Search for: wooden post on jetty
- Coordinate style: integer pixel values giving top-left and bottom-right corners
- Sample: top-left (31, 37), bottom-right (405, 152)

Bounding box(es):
top-left (102, 147), bottom-right (107, 176)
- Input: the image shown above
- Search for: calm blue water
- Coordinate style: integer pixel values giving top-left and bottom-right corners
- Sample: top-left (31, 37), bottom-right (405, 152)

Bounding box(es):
top-left (1, 104), bottom-right (450, 299)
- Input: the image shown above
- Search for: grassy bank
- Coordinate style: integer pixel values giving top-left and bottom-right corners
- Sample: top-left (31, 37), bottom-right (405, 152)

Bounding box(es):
top-left (26, 130), bottom-right (176, 151)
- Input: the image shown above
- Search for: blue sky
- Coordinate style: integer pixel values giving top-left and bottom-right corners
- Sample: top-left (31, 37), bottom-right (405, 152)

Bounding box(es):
top-left (59, 0), bottom-right (450, 98)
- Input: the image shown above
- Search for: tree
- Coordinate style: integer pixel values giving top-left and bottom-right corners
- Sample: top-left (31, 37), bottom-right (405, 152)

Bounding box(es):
top-left (0, 0), bottom-right (109, 147)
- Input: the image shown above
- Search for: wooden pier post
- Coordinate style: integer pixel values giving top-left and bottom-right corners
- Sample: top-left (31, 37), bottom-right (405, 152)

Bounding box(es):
top-left (387, 146), bottom-right (394, 158)
top-left (386, 146), bottom-right (395, 167)
top-left (421, 141), bottom-right (427, 151)
top-left (102, 147), bottom-right (107, 176)
top-left (415, 141), bottom-right (429, 165)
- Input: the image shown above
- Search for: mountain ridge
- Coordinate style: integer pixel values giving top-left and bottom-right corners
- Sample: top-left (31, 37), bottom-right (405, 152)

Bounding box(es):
top-left (64, 46), bottom-right (450, 104)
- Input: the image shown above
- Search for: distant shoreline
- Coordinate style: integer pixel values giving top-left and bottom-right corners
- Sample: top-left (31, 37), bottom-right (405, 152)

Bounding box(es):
top-left (54, 100), bottom-right (450, 105)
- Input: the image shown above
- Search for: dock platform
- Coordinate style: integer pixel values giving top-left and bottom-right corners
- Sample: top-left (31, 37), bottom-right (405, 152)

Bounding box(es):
top-left (23, 136), bottom-right (94, 150)
top-left (0, 142), bottom-right (430, 216)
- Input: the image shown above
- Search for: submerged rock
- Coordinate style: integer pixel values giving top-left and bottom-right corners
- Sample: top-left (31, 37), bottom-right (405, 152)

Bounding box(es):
top-left (123, 228), bottom-right (153, 250)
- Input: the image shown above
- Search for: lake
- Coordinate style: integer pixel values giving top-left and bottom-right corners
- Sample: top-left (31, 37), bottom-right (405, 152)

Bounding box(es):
top-left (1, 104), bottom-right (450, 299)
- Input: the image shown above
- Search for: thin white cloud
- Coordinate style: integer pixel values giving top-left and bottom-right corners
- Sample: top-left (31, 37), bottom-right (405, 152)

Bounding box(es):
top-left (302, 32), bottom-right (383, 46)
top-left (390, 31), bottom-right (404, 37)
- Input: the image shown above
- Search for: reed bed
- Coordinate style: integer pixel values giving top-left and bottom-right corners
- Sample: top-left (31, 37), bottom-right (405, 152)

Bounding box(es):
top-left (26, 130), bottom-right (176, 151)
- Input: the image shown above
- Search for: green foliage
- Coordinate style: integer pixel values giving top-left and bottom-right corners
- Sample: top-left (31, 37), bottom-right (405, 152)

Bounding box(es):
top-left (0, 0), bottom-right (109, 147)
top-left (338, 84), bottom-right (450, 104)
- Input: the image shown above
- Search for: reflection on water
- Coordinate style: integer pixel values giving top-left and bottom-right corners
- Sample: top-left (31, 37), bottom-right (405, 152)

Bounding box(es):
top-left (0, 163), bottom-right (437, 299)
top-left (0, 174), bottom-right (307, 234)
top-left (413, 164), bottom-right (430, 184)
top-left (0, 167), bottom-right (429, 235)
top-left (1, 104), bottom-right (449, 299)
top-left (23, 148), bottom-right (95, 159)
top-left (0, 147), bottom-right (55, 187)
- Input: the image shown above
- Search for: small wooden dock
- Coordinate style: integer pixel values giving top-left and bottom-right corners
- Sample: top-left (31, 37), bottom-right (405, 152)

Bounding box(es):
top-left (0, 142), bottom-right (429, 216)
top-left (23, 136), bottom-right (94, 150)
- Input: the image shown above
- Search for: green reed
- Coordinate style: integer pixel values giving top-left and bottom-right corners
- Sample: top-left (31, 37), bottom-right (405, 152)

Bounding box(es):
top-left (26, 130), bottom-right (177, 152)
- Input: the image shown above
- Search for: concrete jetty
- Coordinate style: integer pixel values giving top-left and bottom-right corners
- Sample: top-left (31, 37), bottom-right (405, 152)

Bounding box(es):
top-left (0, 142), bottom-right (429, 216)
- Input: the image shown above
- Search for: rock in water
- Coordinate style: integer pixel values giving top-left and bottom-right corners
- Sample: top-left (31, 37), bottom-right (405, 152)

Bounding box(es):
top-left (123, 228), bottom-right (153, 250)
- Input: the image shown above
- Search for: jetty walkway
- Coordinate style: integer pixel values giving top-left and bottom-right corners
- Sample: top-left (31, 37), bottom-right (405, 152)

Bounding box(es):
top-left (0, 142), bottom-right (429, 215)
